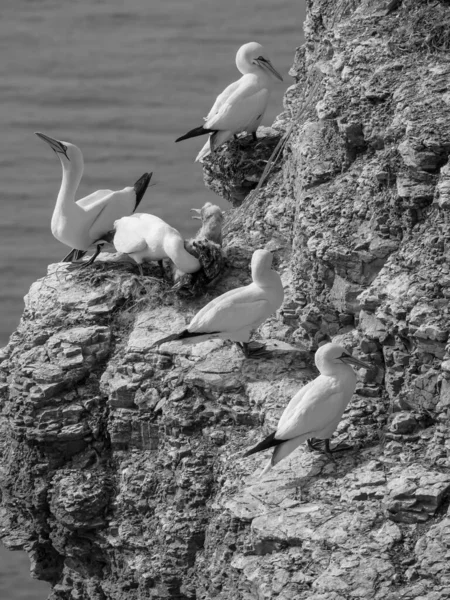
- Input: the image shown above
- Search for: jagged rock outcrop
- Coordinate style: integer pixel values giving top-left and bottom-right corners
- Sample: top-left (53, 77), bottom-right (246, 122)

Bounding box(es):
top-left (2, 1), bottom-right (450, 599)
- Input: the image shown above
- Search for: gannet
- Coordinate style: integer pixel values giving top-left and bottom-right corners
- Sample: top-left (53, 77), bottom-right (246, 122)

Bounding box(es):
top-left (172, 202), bottom-right (225, 293)
top-left (154, 249), bottom-right (284, 357)
top-left (35, 132), bottom-right (152, 264)
top-left (175, 42), bottom-right (283, 162)
top-left (108, 213), bottom-right (202, 276)
top-left (190, 202), bottom-right (224, 246)
top-left (244, 343), bottom-right (371, 475)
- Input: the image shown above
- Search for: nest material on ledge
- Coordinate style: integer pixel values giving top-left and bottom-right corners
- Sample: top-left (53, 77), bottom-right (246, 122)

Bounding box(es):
top-left (68, 238), bottom-right (224, 306)
top-left (201, 126), bottom-right (283, 206)
top-left (171, 238), bottom-right (225, 296)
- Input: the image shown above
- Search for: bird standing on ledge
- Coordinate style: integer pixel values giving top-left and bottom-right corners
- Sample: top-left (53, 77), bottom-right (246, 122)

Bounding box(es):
top-left (175, 42), bottom-right (283, 162)
top-left (153, 248), bottom-right (284, 358)
top-left (36, 132), bottom-right (151, 265)
top-left (244, 343), bottom-right (371, 475)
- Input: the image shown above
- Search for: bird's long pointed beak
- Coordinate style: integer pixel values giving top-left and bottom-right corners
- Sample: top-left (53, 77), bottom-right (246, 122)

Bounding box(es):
top-left (35, 132), bottom-right (69, 159)
top-left (191, 208), bottom-right (202, 220)
top-left (255, 58), bottom-right (283, 82)
top-left (341, 355), bottom-right (371, 369)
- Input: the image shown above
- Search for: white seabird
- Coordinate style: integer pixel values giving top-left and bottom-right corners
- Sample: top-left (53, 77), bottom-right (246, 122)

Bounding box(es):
top-left (175, 42), bottom-right (283, 162)
top-left (244, 343), bottom-right (371, 475)
top-left (109, 213), bottom-right (202, 277)
top-left (154, 248), bottom-right (284, 358)
top-left (36, 132), bottom-right (152, 264)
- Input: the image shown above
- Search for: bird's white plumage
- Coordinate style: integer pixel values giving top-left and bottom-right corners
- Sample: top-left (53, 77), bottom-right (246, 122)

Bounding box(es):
top-left (204, 84), bottom-right (269, 133)
top-left (36, 133), bottom-right (147, 253)
top-left (155, 249), bottom-right (283, 346)
top-left (112, 213), bottom-right (201, 273)
top-left (275, 376), bottom-right (350, 441)
top-left (185, 249), bottom-right (284, 342)
top-left (253, 343), bottom-right (370, 475)
top-left (178, 42), bottom-right (282, 162)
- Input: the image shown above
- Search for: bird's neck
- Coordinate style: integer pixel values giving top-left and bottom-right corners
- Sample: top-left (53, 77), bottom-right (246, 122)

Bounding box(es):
top-left (252, 267), bottom-right (280, 289)
top-left (54, 154), bottom-right (84, 219)
top-left (240, 68), bottom-right (274, 88)
top-left (321, 363), bottom-right (357, 382)
top-left (166, 237), bottom-right (201, 274)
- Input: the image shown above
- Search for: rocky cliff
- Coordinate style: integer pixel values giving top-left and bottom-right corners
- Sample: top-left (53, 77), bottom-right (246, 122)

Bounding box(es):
top-left (2, 0), bottom-right (450, 598)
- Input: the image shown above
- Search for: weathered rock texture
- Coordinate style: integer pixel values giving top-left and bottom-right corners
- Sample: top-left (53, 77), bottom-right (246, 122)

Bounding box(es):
top-left (2, 1), bottom-right (450, 599)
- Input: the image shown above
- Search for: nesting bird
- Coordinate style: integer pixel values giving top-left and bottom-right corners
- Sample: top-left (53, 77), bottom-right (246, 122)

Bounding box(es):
top-left (173, 202), bottom-right (225, 293)
top-left (153, 249), bottom-right (284, 358)
top-left (107, 213), bottom-right (202, 277)
top-left (35, 132), bottom-right (151, 264)
top-left (175, 42), bottom-right (283, 162)
top-left (190, 202), bottom-right (224, 246)
top-left (244, 343), bottom-right (371, 475)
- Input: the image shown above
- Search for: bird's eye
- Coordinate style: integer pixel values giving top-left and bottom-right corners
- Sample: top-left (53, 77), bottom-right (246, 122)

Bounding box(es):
top-left (257, 55), bottom-right (267, 62)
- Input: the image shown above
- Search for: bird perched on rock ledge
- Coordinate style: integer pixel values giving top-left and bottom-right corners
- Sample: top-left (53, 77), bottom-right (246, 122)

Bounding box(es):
top-left (244, 343), bottom-right (371, 475)
top-left (35, 132), bottom-right (151, 265)
top-left (176, 42), bottom-right (283, 162)
top-left (153, 248), bottom-right (284, 358)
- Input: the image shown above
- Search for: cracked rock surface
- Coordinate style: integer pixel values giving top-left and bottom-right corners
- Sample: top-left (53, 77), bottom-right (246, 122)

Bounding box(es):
top-left (2, 1), bottom-right (450, 599)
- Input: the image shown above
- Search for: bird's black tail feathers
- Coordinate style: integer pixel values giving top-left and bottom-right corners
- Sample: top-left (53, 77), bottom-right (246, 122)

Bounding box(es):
top-left (175, 126), bottom-right (217, 143)
top-left (133, 172), bottom-right (152, 210)
top-left (153, 329), bottom-right (220, 347)
top-left (244, 431), bottom-right (283, 457)
top-left (61, 249), bottom-right (87, 263)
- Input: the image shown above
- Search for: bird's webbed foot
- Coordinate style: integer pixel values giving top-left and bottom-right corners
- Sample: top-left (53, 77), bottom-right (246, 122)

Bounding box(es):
top-left (307, 438), bottom-right (353, 455)
top-left (237, 341), bottom-right (272, 359)
top-left (307, 438), bottom-right (326, 452)
top-left (328, 440), bottom-right (353, 453)
top-left (73, 245), bottom-right (102, 270)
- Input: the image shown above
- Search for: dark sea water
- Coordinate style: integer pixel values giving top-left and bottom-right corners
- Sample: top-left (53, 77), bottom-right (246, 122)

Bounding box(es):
top-left (0, 0), bottom-right (305, 597)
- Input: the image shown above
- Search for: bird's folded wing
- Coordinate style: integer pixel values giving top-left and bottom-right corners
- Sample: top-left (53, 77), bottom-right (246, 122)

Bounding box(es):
top-left (189, 294), bottom-right (270, 333)
top-left (276, 378), bottom-right (343, 440)
top-left (205, 80), bottom-right (241, 122)
top-left (77, 189), bottom-right (115, 212)
top-left (204, 88), bottom-right (269, 132)
top-left (111, 219), bottom-right (147, 254)
top-left (88, 189), bottom-right (136, 241)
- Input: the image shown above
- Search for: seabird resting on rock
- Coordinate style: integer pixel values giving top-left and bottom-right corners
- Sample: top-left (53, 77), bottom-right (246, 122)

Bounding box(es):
top-left (36, 132), bottom-right (151, 265)
top-left (175, 42), bottom-right (283, 162)
top-left (154, 248), bottom-right (284, 357)
top-left (244, 343), bottom-right (371, 475)
top-left (108, 213), bottom-right (202, 277)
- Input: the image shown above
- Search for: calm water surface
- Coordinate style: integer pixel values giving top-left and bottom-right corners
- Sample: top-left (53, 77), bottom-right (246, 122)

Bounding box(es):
top-left (0, 0), bottom-right (305, 597)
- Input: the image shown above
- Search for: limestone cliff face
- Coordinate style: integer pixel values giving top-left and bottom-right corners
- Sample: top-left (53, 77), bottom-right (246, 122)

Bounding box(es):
top-left (2, 1), bottom-right (450, 599)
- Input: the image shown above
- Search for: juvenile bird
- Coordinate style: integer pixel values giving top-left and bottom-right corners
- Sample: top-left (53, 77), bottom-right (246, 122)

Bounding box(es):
top-left (153, 249), bottom-right (284, 358)
top-left (172, 203), bottom-right (225, 293)
top-left (190, 202), bottom-right (224, 246)
top-left (35, 132), bottom-right (151, 265)
top-left (244, 343), bottom-right (371, 474)
top-left (176, 42), bottom-right (283, 162)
